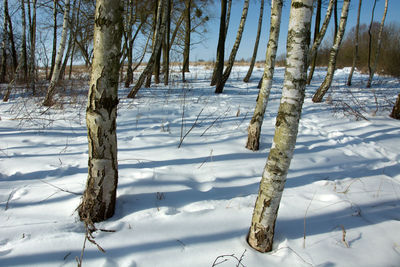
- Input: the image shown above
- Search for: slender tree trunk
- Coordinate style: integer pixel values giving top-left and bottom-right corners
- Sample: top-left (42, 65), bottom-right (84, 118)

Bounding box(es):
top-left (28, 0), bottom-right (37, 94)
top-left (210, 0), bottom-right (227, 86)
top-left (43, 0), bottom-right (71, 106)
top-left (347, 0), bottom-right (362, 86)
top-left (49, 0), bottom-right (57, 80)
top-left (306, 0), bottom-right (322, 85)
top-left (5, 1), bottom-right (17, 74)
top-left (216, 0), bottom-right (249, 94)
top-left (20, 0), bottom-right (28, 82)
top-left (127, 0), bottom-right (167, 98)
top-left (333, 0), bottom-right (338, 37)
top-left (247, 0), bottom-right (314, 253)
top-left (78, 0), bottom-right (123, 225)
top-left (225, 0), bottom-right (232, 38)
top-left (390, 93), bottom-right (400, 120)
top-left (367, 0), bottom-right (377, 88)
top-left (367, 0), bottom-right (388, 88)
top-left (163, 0), bottom-right (171, 85)
top-left (307, 0), bottom-right (334, 68)
top-left (182, 0), bottom-right (191, 78)
top-left (246, 0), bottom-right (282, 151)
top-left (0, 0), bottom-right (8, 83)
top-left (124, 0), bottom-right (134, 87)
top-left (243, 0), bottom-right (264, 83)
top-left (312, 0), bottom-right (350, 103)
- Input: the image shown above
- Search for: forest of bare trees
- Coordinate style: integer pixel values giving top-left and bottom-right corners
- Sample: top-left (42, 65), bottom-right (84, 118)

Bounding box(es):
top-left (0, 0), bottom-right (399, 258)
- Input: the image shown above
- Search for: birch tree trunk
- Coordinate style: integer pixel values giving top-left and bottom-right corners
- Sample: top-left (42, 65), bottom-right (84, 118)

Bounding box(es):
top-left (210, 0), bottom-right (227, 87)
top-left (78, 0), bottom-right (123, 224)
top-left (243, 0), bottom-right (264, 83)
top-left (248, 0), bottom-right (314, 253)
top-left (20, 0), bottom-right (28, 82)
top-left (49, 0), bottom-right (57, 80)
top-left (182, 0), bottom-right (191, 77)
top-left (312, 0), bottom-right (350, 103)
top-left (390, 93), bottom-right (400, 120)
top-left (216, 0), bottom-right (249, 94)
top-left (0, 0), bottom-right (8, 83)
top-left (163, 0), bottom-right (171, 85)
top-left (347, 0), bottom-right (362, 86)
top-left (246, 0), bottom-right (283, 151)
top-left (225, 0), bottom-right (232, 38)
top-left (28, 0), bottom-right (37, 94)
top-left (306, 0), bottom-right (321, 85)
top-left (366, 0), bottom-right (388, 88)
top-left (307, 0), bottom-right (334, 70)
top-left (43, 0), bottom-right (71, 106)
top-left (127, 0), bottom-right (167, 99)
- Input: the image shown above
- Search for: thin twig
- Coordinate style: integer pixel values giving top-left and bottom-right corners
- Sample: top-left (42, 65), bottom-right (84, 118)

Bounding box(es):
top-left (178, 107), bottom-right (204, 148)
top-left (40, 179), bottom-right (82, 195)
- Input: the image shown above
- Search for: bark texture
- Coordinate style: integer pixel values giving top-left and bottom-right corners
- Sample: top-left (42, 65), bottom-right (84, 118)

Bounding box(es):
top-left (210, 0), bottom-right (227, 87)
top-left (390, 93), bottom-right (400, 120)
top-left (182, 0), bottom-right (191, 75)
top-left (306, 0), bottom-right (321, 85)
top-left (43, 0), bottom-right (70, 106)
top-left (312, 0), bottom-right (350, 103)
top-left (216, 0), bottom-right (249, 94)
top-left (248, 0), bottom-right (314, 253)
top-left (246, 0), bottom-right (283, 151)
top-left (347, 0), bottom-right (362, 86)
top-left (78, 0), bottom-right (123, 224)
top-left (243, 0), bottom-right (264, 83)
top-left (366, 0), bottom-right (388, 88)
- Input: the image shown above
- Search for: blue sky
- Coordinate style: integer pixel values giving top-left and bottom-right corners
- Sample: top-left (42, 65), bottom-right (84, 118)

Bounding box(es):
top-left (192, 0), bottom-right (399, 62)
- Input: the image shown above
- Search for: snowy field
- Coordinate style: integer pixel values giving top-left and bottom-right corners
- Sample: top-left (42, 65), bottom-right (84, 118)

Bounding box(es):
top-left (0, 66), bottom-right (399, 266)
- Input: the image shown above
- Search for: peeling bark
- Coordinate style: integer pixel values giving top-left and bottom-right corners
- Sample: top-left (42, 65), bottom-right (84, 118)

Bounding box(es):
top-left (78, 0), bottom-right (123, 223)
top-left (246, 0), bottom-right (283, 151)
top-left (248, 0), bottom-right (314, 253)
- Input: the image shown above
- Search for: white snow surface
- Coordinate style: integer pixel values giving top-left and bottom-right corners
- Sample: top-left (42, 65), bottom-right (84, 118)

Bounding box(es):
top-left (0, 66), bottom-right (399, 267)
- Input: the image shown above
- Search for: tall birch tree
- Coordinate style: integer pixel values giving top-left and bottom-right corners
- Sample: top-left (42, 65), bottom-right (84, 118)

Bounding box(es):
top-left (346, 0), bottom-right (362, 86)
top-left (248, 0), bottom-right (315, 253)
top-left (216, 0), bottom-right (249, 94)
top-left (43, 0), bottom-right (71, 106)
top-left (312, 0), bottom-right (350, 103)
top-left (306, 0), bottom-right (321, 84)
top-left (246, 0), bottom-right (283, 151)
top-left (78, 0), bottom-right (123, 224)
top-left (210, 0), bottom-right (227, 87)
top-left (366, 0), bottom-right (388, 88)
top-left (243, 0), bottom-right (264, 83)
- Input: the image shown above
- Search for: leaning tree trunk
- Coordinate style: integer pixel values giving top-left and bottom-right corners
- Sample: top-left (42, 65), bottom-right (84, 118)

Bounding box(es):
top-left (347, 0), bottom-right (362, 86)
top-left (43, 0), bottom-right (70, 106)
top-left (216, 0), bottom-right (249, 94)
top-left (312, 0), bottom-right (350, 103)
top-left (210, 0), bottom-right (227, 87)
top-left (78, 0), bottom-right (123, 225)
top-left (182, 0), bottom-right (191, 78)
top-left (247, 0), bottom-right (314, 253)
top-left (390, 93), bottom-right (400, 120)
top-left (225, 0), bottom-right (232, 38)
top-left (127, 0), bottom-right (167, 98)
top-left (246, 0), bottom-right (283, 151)
top-left (366, 0), bottom-right (388, 88)
top-left (243, 0), bottom-right (264, 83)
top-left (307, 0), bottom-right (334, 72)
top-left (306, 0), bottom-right (321, 85)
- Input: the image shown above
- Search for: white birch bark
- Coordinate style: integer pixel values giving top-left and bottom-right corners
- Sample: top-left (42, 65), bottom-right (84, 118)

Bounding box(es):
top-left (366, 0), bottom-right (388, 88)
top-left (248, 0), bottom-right (314, 253)
top-left (78, 0), bottom-right (123, 224)
top-left (312, 0), bottom-right (350, 103)
top-left (246, 0), bottom-right (283, 151)
top-left (43, 0), bottom-right (70, 106)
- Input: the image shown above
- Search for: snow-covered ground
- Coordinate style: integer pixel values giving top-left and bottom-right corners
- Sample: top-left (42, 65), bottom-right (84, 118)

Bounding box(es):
top-left (0, 66), bottom-right (399, 266)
